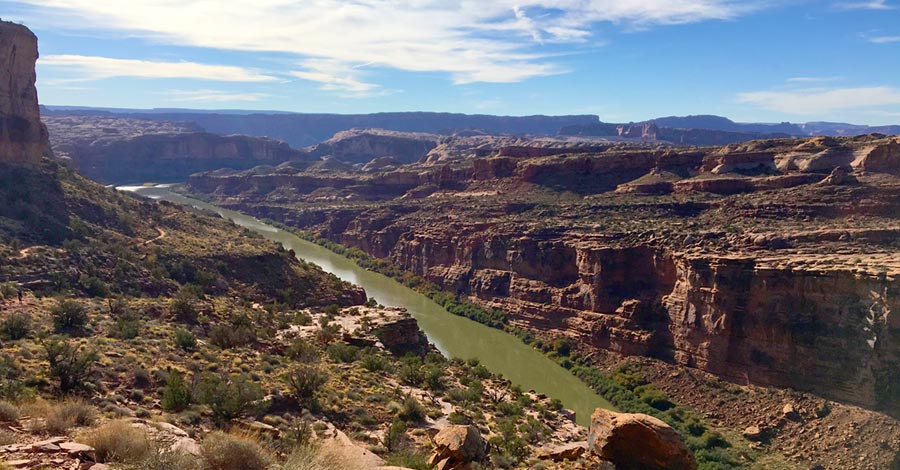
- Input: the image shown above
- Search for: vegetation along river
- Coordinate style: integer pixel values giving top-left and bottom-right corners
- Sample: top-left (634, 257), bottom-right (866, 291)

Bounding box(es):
top-left (122, 185), bottom-right (614, 426)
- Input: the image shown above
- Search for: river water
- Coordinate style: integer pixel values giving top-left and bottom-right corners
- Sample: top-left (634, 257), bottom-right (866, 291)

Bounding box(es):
top-left (122, 185), bottom-right (613, 425)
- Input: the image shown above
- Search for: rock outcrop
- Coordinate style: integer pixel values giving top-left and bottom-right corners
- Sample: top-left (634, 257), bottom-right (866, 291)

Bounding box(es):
top-left (61, 132), bottom-right (315, 183)
top-left (428, 425), bottom-right (490, 470)
top-left (588, 408), bottom-right (696, 470)
top-left (310, 129), bottom-right (439, 164)
top-left (0, 20), bottom-right (51, 165)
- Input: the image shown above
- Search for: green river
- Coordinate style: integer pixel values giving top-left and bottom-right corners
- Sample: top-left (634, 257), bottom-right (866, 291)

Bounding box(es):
top-left (122, 185), bottom-right (613, 426)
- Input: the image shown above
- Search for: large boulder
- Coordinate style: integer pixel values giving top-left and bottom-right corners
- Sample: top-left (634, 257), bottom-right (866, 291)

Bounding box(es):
top-left (588, 408), bottom-right (697, 470)
top-left (428, 425), bottom-right (489, 470)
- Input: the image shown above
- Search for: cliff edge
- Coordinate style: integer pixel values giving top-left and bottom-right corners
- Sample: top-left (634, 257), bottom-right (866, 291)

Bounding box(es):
top-left (0, 19), bottom-right (50, 164)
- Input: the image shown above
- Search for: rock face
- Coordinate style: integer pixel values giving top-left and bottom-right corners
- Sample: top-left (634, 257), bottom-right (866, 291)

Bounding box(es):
top-left (428, 425), bottom-right (489, 470)
top-left (588, 408), bottom-right (697, 470)
top-left (63, 132), bottom-right (315, 183)
top-left (310, 129), bottom-right (439, 164)
top-left (0, 20), bottom-right (51, 164)
top-left (186, 133), bottom-right (900, 410)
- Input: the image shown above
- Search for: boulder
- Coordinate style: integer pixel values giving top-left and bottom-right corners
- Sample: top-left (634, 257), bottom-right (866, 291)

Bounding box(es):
top-left (535, 441), bottom-right (587, 461)
top-left (588, 408), bottom-right (697, 470)
top-left (742, 426), bottom-right (763, 441)
top-left (428, 425), bottom-right (489, 470)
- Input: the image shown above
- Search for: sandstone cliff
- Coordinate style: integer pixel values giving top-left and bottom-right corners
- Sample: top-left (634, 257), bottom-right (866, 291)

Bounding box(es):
top-left (60, 131), bottom-right (315, 183)
top-left (0, 20), bottom-right (50, 164)
top-left (186, 134), bottom-right (900, 414)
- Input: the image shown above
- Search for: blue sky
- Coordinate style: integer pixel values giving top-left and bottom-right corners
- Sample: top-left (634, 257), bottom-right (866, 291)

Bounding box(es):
top-left (2, 0), bottom-right (899, 124)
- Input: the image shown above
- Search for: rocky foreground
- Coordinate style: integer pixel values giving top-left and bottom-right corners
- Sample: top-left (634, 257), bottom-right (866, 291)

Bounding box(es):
top-left (186, 130), bottom-right (900, 468)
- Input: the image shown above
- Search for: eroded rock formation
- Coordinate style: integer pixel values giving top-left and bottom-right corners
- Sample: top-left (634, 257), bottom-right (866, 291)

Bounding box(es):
top-left (588, 408), bottom-right (697, 470)
top-left (0, 20), bottom-right (51, 164)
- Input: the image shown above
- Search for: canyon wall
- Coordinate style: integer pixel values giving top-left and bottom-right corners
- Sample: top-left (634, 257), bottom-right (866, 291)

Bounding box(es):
top-left (63, 132), bottom-right (315, 183)
top-left (0, 20), bottom-right (51, 165)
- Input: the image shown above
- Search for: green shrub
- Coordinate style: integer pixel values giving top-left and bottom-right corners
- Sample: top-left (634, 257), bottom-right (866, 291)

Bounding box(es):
top-left (326, 343), bottom-right (359, 363)
top-left (110, 312), bottom-right (141, 340)
top-left (0, 312), bottom-right (31, 340)
top-left (195, 374), bottom-right (263, 425)
top-left (285, 365), bottom-right (328, 401)
top-left (170, 297), bottom-right (198, 324)
top-left (397, 395), bottom-right (425, 423)
top-left (50, 299), bottom-right (89, 333)
top-left (208, 321), bottom-right (255, 349)
top-left (286, 338), bottom-right (320, 363)
top-left (42, 337), bottom-right (97, 393)
top-left (161, 371), bottom-right (192, 412)
top-left (360, 350), bottom-right (388, 372)
top-left (174, 328), bottom-right (197, 351)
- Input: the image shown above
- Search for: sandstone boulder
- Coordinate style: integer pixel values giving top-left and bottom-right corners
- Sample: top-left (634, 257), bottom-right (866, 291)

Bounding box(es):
top-left (588, 408), bottom-right (696, 470)
top-left (535, 441), bottom-right (587, 461)
top-left (428, 425), bottom-right (489, 470)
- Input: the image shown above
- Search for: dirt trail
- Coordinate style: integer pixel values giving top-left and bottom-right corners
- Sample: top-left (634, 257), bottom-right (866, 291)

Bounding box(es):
top-left (140, 227), bottom-right (167, 246)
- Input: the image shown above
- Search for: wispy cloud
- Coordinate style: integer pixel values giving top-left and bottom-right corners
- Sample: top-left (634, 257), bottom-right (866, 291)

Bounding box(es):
top-left (289, 59), bottom-right (387, 98)
top-left (737, 86), bottom-right (900, 114)
top-left (833, 0), bottom-right (895, 9)
top-left (787, 76), bottom-right (841, 83)
top-left (20, 0), bottom-right (769, 92)
top-left (165, 89), bottom-right (270, 102)
top-left (869, 35), bottom-right (900, 43)
top-left (40, 55), bottom-right (278, 82)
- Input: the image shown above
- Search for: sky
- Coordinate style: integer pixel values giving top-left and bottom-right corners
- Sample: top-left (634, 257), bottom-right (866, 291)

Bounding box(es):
top-left (2, 0), bottom-right (899, 124)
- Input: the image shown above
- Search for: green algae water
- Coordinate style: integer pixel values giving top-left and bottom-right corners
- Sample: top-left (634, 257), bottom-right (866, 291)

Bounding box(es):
top-left (122, 185), bottom-right (613, 426)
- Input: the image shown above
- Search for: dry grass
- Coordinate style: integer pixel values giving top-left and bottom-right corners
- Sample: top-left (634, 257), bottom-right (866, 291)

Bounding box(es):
top-left (280, 441), bottom-right (369, 470)
top-left (25, 399), bottom-right (96, 434)
top-left (78, 420), bottom-right (153, 463)
top-left (0, 401), bottom-right (19, 422)
top-left (200, 431), bottom-right (275, 470)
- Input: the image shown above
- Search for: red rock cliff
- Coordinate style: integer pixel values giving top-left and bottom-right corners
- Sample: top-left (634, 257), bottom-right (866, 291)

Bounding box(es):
top-left (0, 20), bottom-right (50, 164)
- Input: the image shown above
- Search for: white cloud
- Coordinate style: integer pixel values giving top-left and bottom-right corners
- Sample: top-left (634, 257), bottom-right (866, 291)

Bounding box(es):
top-left (40, 55), bottom-right (278, 82)
top-left (786, 76), bottom-right (840, 83)
top-left (21, 0), bottom-right (766, 91)
top-left (869, 35), bottom-right (900, 43)
top-left (833, 0), bottom-right (895, 9)
top-left (165, 89), bottom-right (269, 102)
top-left (289, 59), bottom-right (386, 98)
top-left (737, 86), bottom-right (900, 114)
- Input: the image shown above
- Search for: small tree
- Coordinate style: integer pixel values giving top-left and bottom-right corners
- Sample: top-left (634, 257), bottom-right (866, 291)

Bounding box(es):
top-left (50, 300), bottom-right (89, 333)
top-left (285, 365), bottom-right (328, 402)
top-left (196, 373), bottom-right (263, 426)
top-left (161, 371), bottom-right (192, 412)
top-left (42, 337), bottom-right (97, 393)
top-left (0, 312), bottom-right (31, 340)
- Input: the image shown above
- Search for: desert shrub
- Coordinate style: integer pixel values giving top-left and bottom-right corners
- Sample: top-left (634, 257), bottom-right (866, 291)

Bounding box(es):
top-left (382, 418), bottom-right (407, 453)
top-left (398, 355), bottom-right (424, 386)
top-left (385, 450), bottom-right (433, 470)
top-left (79, 420), bottom-right (152, 463)
top-left (78, 275), bottom-right (110, 298)
top-left (0, 401), bottom-right (19, 422)
top-left (397, 395), bottom-right (425, 423)
top-left (209, 314), bottom-right (256, 349)
top-left (286, 337), bottom-right (320, 363)
top-left (322, 304), bottom-right (341, 316)
top-left (200, 432), bottom-right (274, 470)
top-left (280, 441), bottom-right (368, 470)
top-left (170, 287), bottom-right (199, 324)
top-left (42, 337), bottom-right (98, 393)
top-left (110, 312), bottom-right (141, 340)
top-left (635, 385), bottom-right (675, 411)
top-left (285, 365), bottom-right (328, 401)
top-left (195, 373), bottom-right (263, 425)
top-left (50, 299), bottom-right (89, 333)
top-left (489, 418), bottom-right (529, 464)
top-left (174, 328), bottom-right (197, 351)
top-left (360, 350), bottom-right (388, 372)
top-left (161, 371), bottom-right (192, 412)
top-left (496, 401), bottom-right (524, 417)
top-left (27, 399), bottom-right (96, 434)
top-left (128, 447), bottom-right (200, 470)
top-left (0, 312), bottom-right (30, 340)
top-left (326, 343), bottom-right (359, 363)
top-left (0, 283), bottom-right (17, 300)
